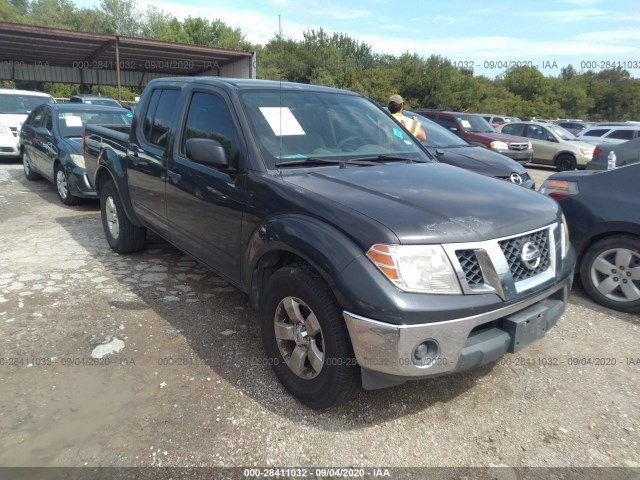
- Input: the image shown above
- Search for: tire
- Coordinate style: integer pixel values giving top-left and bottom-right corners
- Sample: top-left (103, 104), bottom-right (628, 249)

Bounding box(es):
top-left (579, 235), bottom-right (640, 314)
top-left (100, 179), bottom-right (146, 253)
top-left (22, 150), bottom-right (41, 181)
top-left (260, 265), bottom-right (360, 409)
top-left (55, 165), bottom-right (82, 205)
top-left (556, 154), bottom-right (576, 172)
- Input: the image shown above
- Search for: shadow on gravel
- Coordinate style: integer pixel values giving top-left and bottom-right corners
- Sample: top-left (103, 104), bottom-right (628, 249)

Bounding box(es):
top-left (7, 163), bottom-right (100, 212)
top-left (54, 212), bottom-right (530, 430)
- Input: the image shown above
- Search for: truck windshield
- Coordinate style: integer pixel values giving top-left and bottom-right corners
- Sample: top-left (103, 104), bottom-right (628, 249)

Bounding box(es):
top-left (0, 94), bottom-right (54, 114)
top-left (240, 90), bottom-right (428, 169)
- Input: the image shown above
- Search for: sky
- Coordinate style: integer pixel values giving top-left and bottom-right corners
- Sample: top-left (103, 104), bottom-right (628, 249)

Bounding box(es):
top-left (75, 0), bottom-right (640, 78)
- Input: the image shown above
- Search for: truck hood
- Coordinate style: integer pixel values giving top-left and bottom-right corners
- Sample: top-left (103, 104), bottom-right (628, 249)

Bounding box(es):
top-left (466, 131), bottom-right (528, 145)
top-left (283, 163), bottom-right (559, 244)
top-left (431, 146), bottom-right (526, 176)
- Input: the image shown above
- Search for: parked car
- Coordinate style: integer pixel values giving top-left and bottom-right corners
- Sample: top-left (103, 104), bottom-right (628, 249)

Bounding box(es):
top-left (586, 137), bottom-right (640, 170)
top-left (540, 163), bottom-right (640, 313)
top-left (404, 110), bottom-right (534, 189)
top-left (555, 121), bottom-right (589, 136)
top-left (0, 89), bottom-right (55, 158)
top-left (576, 125), bottom-right (640, 146)
top-left (499, 121), bottom-right (595, 171)
top-left (413, 109), bottom-right (533, 164)
top-left (83, 77), bottom-right (574, 408)
top-left (69, 95), bottom-right (121, 108)
top-left (478, 114), bottom-right (520, 129)
top-left (20, 103), bottom-right (132, 205)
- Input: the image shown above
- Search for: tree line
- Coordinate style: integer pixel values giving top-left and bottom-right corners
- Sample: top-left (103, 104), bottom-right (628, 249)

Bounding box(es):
top-left (2, 0), bottom-right (639, 120)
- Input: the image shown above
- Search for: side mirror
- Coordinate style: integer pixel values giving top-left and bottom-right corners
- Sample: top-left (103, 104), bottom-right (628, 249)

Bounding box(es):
top-left (35, 127), bottom-right (52, 138)
top-left (185, 138), bottom-right (229, 169)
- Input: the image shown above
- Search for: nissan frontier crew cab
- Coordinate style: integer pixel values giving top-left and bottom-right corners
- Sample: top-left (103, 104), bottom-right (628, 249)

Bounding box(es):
top-left (83, 78), bottom-right (575, 409)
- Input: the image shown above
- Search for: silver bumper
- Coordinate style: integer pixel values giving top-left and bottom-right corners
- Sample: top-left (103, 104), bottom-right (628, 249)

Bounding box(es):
top-left (343, 280), bottom-right (569, 379)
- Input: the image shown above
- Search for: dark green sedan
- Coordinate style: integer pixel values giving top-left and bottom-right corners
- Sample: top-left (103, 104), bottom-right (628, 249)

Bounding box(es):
top-left (19, 103), bottom-right (132, 205)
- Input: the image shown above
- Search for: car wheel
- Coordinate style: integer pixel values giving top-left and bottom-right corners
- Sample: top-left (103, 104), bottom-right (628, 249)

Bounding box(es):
top-left (579, 235), bottom-right (640, 314)
top-left (22, 150), bottom-right (41, 181)
top-left (260, 265), bottom-right (359, 409)
top-left (100, 179), bottom-right (146, 253)
top-left (556, 154), bottom-right (576, 172)
top-left (55, 165), bottom-right (82, 205)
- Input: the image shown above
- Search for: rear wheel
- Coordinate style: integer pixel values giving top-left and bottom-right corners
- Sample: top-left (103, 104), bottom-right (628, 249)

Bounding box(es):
top-left (55, 165), bottom-right (82, 205)
top-left (579, 235), bottom-right (640, 314)
top-left (260, 265), bottom-right (359, 409)
top-left (100, 179), bottom-right (146, 253)
top-left (22, 150), bottom-right (41, 181)
top-left (556, 154), bottom-right (576, 172)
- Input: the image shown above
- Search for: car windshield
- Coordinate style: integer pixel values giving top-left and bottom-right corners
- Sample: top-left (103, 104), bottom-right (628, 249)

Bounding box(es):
top-left (404, 110), bottom-right (468, 147)
top-left (240, 90), bottom-right (427, 169)
top-left (547, 125), bottom-right (576, 141)
top-left (0, 94), bottom-right (54, 114)
top-left (56, 109), bottom-right (133, 137)
top-left (458, 115), bottom-right (496, 133)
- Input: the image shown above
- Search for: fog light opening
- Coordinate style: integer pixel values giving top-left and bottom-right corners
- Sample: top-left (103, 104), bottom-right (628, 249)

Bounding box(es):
top-left (412, 339), bottom-right (439, 367)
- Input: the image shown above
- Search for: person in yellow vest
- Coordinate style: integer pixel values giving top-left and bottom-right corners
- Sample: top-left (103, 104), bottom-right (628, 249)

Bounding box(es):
top-left (388, 94), bottom-right (427, 142)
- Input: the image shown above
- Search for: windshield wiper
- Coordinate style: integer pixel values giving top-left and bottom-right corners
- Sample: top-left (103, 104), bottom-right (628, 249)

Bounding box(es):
top-left (275, 157), bottom-right (375, 168)
top-left (349, 155), bottom-right (427, 163)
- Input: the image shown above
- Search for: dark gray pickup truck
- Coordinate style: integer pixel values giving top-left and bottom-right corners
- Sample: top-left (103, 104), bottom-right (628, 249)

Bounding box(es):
top-left (84, 77), bottom-right (575, 408)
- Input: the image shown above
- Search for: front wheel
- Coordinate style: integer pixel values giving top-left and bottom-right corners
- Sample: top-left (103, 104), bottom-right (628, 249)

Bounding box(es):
top-left (100, 179), bottom-right (146, 253)
top-left (260, 265), bottom-right (359, 409)
top-left (556, 154), bottom-right (576, 172)
top-left (579, 235), bottom-right (640, 314)
top-left (55, 165), bottom-right (82, 205)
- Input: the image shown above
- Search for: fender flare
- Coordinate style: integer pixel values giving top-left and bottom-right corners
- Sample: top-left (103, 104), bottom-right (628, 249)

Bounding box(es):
top-left (94, 150), bottom-right (144, 227)
top-left (243, 213), bottom-right (369, 310)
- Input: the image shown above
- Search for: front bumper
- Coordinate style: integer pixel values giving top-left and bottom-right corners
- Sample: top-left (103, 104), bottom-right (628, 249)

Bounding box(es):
top-left (496, 148), bottom-right (533, 164)
top-left (0, 144), bottom-right (20, 158)
top-left (344, 274), bottom-right (571, 389)
top-left (67, 165), bottom-right (98, 198)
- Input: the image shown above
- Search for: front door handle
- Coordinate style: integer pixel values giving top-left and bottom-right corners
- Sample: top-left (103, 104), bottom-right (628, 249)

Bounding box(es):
top-left (168, 170), bottom-right (182, 184)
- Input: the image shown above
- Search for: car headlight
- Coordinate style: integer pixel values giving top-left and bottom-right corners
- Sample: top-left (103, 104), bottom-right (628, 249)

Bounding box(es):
top-left (527, 141), bottom-right (532, 149)
top-left (366, 244), bottom-right (462, 294)
top-left (560, 214), bottom-right (570, 259)
top-left (0, 126), bottom-right (11, 135)
top-left (490, 141), bottom-right (509, 150)
top-left (579, 148), bottom-right (594, 157)
top-left (70, 154), bottom-right (85, 168)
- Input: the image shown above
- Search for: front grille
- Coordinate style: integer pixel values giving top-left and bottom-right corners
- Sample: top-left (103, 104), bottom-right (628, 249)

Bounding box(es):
top-left (498, 172), bottom-right (530, 184)
top-left (0, 147), bottom-right (15, 153)
top-left (499, 229), bottom-right (551, 282)
top-left (456, 249), bottom-right (484, 287)
top-left (510, 143), bottom-right (528, 151)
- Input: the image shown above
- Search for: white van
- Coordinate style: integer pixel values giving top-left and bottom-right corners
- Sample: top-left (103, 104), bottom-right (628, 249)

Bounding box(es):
top-left (0, 89), bottom-right (55, 158)
top-left (576, 124), bottom-right (640, 146)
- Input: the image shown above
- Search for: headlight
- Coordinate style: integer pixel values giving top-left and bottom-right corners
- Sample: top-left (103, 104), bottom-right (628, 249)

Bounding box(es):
top-left (527, 141), bottom-right (532, 149)
top-left (366, 244), bottom-right (462, 294)
top-left (70, 154), bottom-right (85, 168)
top-left (490, 141), bottom-right (509, 150)
top-left (0, 126), bottom-right (11, 135)
top-left (560, 214), bottom-right (570, 258)
top-left (579, 148), bottom-right (594, 157)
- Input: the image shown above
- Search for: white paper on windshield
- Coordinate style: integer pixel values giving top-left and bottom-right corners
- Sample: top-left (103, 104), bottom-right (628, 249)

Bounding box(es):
top-left (460, 120), bottom-right (471, 128)
top-left (259, 107), bottom-right (305, 136)
top-left (64, 116), bottom-right (83, 127)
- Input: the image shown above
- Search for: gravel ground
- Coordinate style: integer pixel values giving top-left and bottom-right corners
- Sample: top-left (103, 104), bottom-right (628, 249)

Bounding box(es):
top-left (0, 161), bottom-right (639, 474)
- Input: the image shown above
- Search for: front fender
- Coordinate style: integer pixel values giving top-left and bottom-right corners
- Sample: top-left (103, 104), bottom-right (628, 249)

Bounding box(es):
top-left (95, 150), bottom-right (143, 228)
top-left (244, 213), bottom-right (376, 310)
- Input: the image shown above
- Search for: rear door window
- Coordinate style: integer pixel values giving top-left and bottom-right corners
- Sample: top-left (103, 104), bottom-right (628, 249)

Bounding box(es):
top-left (582, 129), bottom-right (610, 137)
top-left (501, 123), bottom-right (525, 136)
top-left (606, 129), bottom-right (635, 140)
top-left (142, 89), bottom-right (180, 149)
